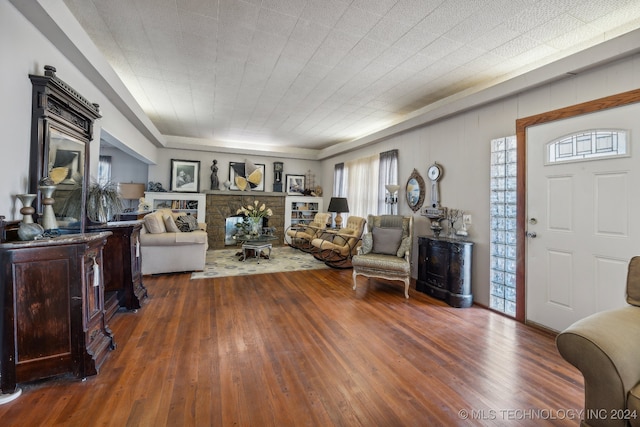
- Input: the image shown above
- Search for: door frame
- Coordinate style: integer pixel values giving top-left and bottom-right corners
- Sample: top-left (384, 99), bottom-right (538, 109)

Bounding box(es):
top-left (514, 88), bottom-right (640, 323)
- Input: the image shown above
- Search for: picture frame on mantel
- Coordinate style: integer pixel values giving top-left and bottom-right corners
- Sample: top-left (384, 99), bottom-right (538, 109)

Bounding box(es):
top-left (170, 159), bottom-right (200, 192)
top-left (286, 174), bottom-right (305, 195)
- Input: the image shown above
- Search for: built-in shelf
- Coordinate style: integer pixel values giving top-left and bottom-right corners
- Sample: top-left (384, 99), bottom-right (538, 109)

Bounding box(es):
top-left (144, 192), bottom-right (206, 220)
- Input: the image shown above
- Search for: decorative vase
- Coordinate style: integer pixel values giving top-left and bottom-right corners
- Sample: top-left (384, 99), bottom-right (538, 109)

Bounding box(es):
top-left (249, 217), bottom-right (261, 236)
top-left (17, 193), bottom-right (44, 240)
top-left (16, 193), bottom-right (36, 224)
top-left (39, 184), bottom-right (59, 232)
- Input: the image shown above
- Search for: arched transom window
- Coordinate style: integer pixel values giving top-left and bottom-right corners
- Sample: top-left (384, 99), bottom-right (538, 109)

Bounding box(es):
top-left (546, 129), bottom-right (628, 164)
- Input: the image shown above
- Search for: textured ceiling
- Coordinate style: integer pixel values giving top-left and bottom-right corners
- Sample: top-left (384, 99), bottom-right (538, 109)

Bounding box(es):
top-left (62, 0), bottom-right (640, 152)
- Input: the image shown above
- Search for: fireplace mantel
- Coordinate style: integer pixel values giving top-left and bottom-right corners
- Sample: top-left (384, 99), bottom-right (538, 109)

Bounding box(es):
top-left (204, 192), bottom-right (286, 250)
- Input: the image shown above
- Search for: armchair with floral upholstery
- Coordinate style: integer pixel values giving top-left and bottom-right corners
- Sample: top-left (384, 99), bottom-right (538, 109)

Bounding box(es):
top-left (352, 215), bottom-right (413, 298)
top-left (285, 212), bottom-right (332, 252)
top-left (310, 215), bottom-right (366, 269)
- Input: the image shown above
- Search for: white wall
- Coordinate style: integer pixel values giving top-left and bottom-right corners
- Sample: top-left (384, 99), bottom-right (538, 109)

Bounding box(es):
top-left (149, 148), bottom-right (322, 194)
top-left (100, 147), bottom-right (149, 185)
top-left (0, 1), bottom-right (158, 220)
top-left (321, 53), bottom-right (640, 307)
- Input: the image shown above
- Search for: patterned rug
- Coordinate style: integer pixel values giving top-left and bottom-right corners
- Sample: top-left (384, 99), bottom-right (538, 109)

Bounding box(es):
top-left (191, 246), bottom-right (329, 279)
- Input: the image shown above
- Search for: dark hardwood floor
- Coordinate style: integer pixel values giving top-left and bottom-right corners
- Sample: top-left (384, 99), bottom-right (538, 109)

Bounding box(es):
top-left (0, 269), bottom-right (584, 426)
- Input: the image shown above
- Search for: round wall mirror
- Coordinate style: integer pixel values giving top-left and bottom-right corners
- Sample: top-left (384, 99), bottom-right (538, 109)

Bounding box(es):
top-left (406, 168), bottom-right (425, 212)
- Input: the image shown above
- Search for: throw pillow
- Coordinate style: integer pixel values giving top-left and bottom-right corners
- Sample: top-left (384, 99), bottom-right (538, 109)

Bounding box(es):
top-left (397, 236), bottom-right (411, 258)
top-left (360, 233), bottom-right (373, 254)
top-left (163, 215), bottom-right (181, 233)
top-left (175, 214), bottom-right (199, 232)
top-left (372, 227), bottom-right (403, 255)
top-left (144, 213), bottom-right (166, 234)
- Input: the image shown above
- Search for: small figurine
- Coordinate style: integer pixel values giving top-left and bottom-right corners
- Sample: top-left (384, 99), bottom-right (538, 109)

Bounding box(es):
top-left (210, 159), bottom-right (220, 190)
top-left (138, 197), bottom-right (151, 212)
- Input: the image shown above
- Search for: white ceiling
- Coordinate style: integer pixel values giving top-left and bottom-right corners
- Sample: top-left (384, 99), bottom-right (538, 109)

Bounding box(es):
top-left (61, 0), bottom-right (640, 155)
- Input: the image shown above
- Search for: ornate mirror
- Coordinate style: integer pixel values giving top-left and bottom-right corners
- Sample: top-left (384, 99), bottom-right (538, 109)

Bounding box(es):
top-left (29, 65), bottom-right (101, 232)
top-left (406, 168), bottom-right (425, 212)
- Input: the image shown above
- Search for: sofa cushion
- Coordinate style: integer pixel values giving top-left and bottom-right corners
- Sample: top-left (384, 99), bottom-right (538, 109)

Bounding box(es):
top-left (140, 230), bottom-right (207, 246)
top-left (372, 227), bottom-right (403, 255)
top-left (144, 212), bottom-right (166, 234)
top-left (176, 214), bottom-right (199, 232)
top-left (163, 215), bottom-right (181, 233)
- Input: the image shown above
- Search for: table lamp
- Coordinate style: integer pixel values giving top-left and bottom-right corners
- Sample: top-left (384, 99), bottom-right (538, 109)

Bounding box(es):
top-left (328, 197), bottom-right (349, 229)
top-left (117, 183), bottom-right (146, 212)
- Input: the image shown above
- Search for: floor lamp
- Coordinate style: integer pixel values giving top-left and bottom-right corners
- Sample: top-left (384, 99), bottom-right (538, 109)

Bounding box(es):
top-left (385, 184), bottom-right (400, 214)
top-left (328, 197), bottom-right (349, 229)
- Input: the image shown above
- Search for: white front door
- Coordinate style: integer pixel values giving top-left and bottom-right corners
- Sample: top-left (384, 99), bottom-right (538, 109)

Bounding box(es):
top-left (526, 103), bottom-right (640, 332)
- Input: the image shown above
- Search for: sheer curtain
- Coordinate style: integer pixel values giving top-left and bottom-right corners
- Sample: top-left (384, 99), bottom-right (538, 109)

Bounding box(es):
top-left (333, 162), bottom-right (346, 197)
top-left (378, 149), bottom-right (398, 214)
top-left (98, 155), bottom-right (112, 185)
top-left (346, 154), bottom-right (379, 219)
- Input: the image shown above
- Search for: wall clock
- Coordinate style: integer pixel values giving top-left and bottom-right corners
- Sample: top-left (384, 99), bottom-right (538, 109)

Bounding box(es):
top-left (427, 163), bottom-right (443, 182)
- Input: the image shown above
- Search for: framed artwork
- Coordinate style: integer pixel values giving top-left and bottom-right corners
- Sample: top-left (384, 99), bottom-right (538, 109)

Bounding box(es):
top-left (229, 162), bottom-right (265, 191)
top-left (286, 174), bottom-right (305, 194)
top-left (170, 159), bottom-right (200, 192)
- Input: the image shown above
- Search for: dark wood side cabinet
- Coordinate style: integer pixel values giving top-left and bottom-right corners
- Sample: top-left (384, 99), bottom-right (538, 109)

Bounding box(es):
top-left (0, 233), bottom-right (114, 393)
top-left (417, 236), bottom-right (474, 308)
top-left (89, 221), bottom-right (147, 318)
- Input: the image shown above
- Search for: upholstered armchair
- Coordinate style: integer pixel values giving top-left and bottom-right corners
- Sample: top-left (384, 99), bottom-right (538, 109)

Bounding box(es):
top-left (352, 215), bottom-right (413, 298)
top-left (556, 256), bottom-right (640, 427)
top-left (285, 212), bottom-right (332, 252)
top-left (310, 215), bottom-right (366, 268)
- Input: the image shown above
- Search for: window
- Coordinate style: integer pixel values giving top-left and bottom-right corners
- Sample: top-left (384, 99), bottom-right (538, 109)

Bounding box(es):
top-left (547, 129), bottom-right (627, 164)
top-left (490, 136), bottom-right (517, 317)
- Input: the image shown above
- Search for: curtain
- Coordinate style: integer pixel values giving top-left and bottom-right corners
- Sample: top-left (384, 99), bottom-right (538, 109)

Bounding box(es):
top-left (333, 162), bottom-right (345, 197)
top-left (98, 155), bottom-right (112, 185)
top-left (379, 149), bottom-right (398, 214)
top-left (346, 154), bottom-right (379, 219)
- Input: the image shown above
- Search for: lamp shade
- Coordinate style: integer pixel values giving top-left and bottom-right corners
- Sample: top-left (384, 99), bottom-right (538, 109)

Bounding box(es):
top-left (117, 183), bottom-right (146, 200)
top-left (385, 184), bottom-right (400, 194)
top-left (328, 197), bottom-right (349, 213)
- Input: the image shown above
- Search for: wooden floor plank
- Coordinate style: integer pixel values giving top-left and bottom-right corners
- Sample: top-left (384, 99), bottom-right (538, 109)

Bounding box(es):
top-left (0, 269), bottom-right (584, 426)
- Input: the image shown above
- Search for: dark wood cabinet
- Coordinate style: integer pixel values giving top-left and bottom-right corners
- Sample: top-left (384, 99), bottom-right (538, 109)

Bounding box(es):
top-left (89, 221), bottom-right (147, 317)
top-left (0, 233), bottom-right (114, 393)
top-left (417, 236), bottom-right (473, 308)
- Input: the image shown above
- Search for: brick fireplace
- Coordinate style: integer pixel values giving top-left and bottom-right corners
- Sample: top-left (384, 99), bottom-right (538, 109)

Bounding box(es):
top-left (205, 191), bottom-right (286, 250)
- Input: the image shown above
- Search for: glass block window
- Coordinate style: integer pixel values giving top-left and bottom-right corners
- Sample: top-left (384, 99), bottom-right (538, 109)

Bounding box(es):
top-left (490, 136), bottom-right (517, 317)
top-left (547, 129), bottom-right (627, 163)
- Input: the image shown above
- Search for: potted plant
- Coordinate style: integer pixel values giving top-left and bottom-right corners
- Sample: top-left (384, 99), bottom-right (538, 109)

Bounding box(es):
top-left (61, 180), bottom-right (124, 224)
top-left (86, 181), bottom-right (124, 223)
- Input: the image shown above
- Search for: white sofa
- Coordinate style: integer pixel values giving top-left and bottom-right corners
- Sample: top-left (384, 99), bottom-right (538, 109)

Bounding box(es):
top-left (139, 208), bottom-right (208, 275)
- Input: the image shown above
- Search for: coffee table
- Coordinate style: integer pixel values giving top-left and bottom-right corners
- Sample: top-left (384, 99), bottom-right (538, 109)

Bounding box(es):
top-left (241, 241), bottom-right (272, 263)
top-left (234, 234), bottom-right (277, 262)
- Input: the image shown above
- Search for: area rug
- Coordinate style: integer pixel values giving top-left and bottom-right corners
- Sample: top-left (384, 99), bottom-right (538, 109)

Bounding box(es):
top-left (191, 246), bottom-right (329, 279)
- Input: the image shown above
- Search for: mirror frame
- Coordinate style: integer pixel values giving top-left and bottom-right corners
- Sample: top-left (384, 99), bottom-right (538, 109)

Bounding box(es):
top-left (29, 65), bottom-right (101, 232)
top-left (406, 168), bottom-right (425, 212)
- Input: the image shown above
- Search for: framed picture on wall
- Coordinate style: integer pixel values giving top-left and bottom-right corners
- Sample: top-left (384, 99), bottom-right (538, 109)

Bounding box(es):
top-left (229, 162), bottom-right (265, 191)
top-left (286, 174), bottom-right (305, 195)
top-left (170, 159), bottom-right (200, 192)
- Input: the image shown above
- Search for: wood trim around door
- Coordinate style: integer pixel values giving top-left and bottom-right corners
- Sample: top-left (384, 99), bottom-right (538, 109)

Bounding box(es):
top-left (514, 87), bottom-right (640, 322)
